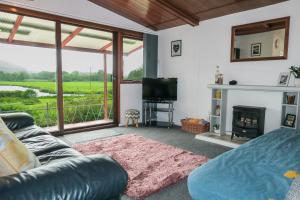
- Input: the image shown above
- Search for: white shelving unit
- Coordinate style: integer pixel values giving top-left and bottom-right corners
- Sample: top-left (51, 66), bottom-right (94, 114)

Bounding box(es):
top-left (281, 92), bottom-right (300, 129)
top-left (210, 88), bottom-right (227, 136)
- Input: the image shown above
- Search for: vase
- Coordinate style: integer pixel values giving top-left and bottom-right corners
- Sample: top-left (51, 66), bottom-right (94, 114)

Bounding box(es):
top-left (295, 78), bottom-right (300, 87)
top-left (287, 95), bottom-right (296, 105)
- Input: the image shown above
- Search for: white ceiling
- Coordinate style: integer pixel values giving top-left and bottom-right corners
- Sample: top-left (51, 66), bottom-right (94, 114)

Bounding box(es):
top-left (0, 0), bottom-right (156, 34)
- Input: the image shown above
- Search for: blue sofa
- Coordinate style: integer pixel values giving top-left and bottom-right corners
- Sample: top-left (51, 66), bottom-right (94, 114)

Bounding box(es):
top-left (188, 128), bottom-right (300, 200)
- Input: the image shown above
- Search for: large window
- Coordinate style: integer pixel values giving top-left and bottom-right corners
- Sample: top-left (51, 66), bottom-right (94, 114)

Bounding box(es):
top-left (0, 7), bottom-right (143, 133)
top-left (0, 12), bottom-right (58, 130)
top-left (122, 37), bottom-right (144, 82)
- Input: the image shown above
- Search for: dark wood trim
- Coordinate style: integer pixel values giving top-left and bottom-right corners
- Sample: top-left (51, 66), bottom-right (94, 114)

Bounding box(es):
top-left (231, 56), bottom-right (287, 62)
top-left (121, 80), bottom-right (142, 84)
top-left (230, 16), bottom-right (290, 62)
top-left (284, 16), bottom-right (290, 61)
top-left (231, 16), bottom-right (290, 31)
top-left (150, 0), bottom-right (198, 26)
top-left (0, 38), bottom-right (55, 48)
top-left (61, 27), bottom-right (84, 48)
top-left (123, 33), bottom-right (144, 41)
top-left (63, 46), bottom-right (111, 54)
top-left (51, 122), bottom-right (117, 135)
top-left (7, 15), bottom-right (24, 43)
top-left (0, 38), bottom-right (112, 54)
top-left (103, 53), bottom-right (108, 120)
top-left (230, 25), bottom-right (235, 62)
top-left (0, 3), bottom-right (143, 38)
top-left (55, 22), bottom-right (64, 135)
top-left (113, 32), bottom-right (122, 125)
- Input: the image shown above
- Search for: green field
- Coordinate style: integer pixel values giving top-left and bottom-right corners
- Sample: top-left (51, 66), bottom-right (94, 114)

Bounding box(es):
top-left (0, 81), bottom-right (113, 127)
top-left (0, 81), bottom-right (113, 94)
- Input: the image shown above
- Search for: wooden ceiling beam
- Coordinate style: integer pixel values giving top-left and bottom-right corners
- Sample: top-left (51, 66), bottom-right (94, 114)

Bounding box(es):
top-left (99, 41), bottom-right (112, 51)
top-left (150, 0), bottom-right (198, 26)
top-left (0, 38), bottom-right (112, 54)
top-left (7, 15), bottom-right (23, 43)
top-left (61, 27), bottom-right (84, 48)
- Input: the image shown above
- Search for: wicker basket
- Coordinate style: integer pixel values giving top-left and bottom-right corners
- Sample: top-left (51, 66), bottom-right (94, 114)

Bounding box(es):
top-left (181, 118), bottom-right (210, 134)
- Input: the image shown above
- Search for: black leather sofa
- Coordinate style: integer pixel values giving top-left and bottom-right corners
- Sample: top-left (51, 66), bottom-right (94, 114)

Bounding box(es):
top-left (0, 113), bottom-right (128, 200)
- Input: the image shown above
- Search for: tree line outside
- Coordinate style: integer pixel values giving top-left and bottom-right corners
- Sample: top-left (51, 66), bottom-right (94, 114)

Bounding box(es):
top-left (0, 67), bottom-right (143, 82)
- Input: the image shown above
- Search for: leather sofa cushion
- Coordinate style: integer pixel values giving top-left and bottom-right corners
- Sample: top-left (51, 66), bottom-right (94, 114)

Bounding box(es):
top-left (0, 113), bottom-right (34, 131)
top-left (0, 155), bottom-right (128, 200)
top-left (11, 119), bottom-right (83, 165)
top-left (21, 135), bottom-right (71, 156)
top-left (37, 148), bottom-right (82, 165)
top-left (14, 125), bottom-right (50, 140)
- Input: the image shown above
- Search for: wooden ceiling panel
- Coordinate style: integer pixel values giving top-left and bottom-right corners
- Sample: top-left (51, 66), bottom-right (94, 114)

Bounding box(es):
top-left (89, 0), bottom-right (176, 30)
top-left (169, 0), bottom-right (237, 15)
top-left (88, 0), bottom-right (288, 30)
top-left (195, 0), bottom-right (288, 21)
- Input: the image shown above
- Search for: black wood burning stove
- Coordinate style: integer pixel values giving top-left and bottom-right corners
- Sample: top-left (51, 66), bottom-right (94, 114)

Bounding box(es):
top-left (232, 106), bottom-right (266, 140)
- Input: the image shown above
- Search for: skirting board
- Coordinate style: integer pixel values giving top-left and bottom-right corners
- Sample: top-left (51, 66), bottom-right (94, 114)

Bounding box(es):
top-left (195, 133), bottom-right (240, 148)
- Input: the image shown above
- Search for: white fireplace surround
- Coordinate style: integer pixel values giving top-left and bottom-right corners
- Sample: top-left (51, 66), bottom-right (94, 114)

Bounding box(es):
top-left (208, 84), bottom-right (300, 134)
top-left (195, 84), bottom-right (300, 148)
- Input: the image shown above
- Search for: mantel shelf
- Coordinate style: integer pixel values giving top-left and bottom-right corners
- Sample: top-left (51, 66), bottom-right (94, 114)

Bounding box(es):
top-left (208, 84), bottom-right (300, 92)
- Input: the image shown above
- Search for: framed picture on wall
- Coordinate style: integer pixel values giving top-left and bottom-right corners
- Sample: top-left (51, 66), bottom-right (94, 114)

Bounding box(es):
top-left (171, 40), bottom-right (182, 57)
top-left (284, 114), bottom-right (296, 127)
top-left (277, 72), bottom-right (290, 86)
top-left (251, 43), bottom-right (261, 57)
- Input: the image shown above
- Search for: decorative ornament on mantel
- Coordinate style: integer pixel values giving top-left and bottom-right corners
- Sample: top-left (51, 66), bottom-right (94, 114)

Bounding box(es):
top-left (290, 65), bottom-right (300, 87)
top-left (215, 66), bottom-right (223, 85)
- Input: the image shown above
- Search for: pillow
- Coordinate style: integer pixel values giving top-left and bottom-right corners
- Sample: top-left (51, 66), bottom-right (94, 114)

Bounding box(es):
top-left (0, 117), bottom-right (40, 176)
top-left (285, 176), bottom-right (300, 200)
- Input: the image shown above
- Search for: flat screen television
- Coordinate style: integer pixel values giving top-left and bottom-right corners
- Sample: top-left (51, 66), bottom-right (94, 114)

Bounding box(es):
top-left (142, 78), bottom-right (177, 101)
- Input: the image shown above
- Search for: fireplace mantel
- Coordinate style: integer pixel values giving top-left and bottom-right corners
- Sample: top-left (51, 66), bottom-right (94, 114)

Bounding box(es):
top-left (195, 84), bottom-right (300, 148)
top-left (208, 84), bottom-right (300, 92)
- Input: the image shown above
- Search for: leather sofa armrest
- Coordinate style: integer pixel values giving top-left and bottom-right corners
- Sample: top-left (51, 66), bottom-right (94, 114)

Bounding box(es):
top-left (0, 155), bottom-right (128, 200)
top-left (0, 112), bottom-right (35, 131)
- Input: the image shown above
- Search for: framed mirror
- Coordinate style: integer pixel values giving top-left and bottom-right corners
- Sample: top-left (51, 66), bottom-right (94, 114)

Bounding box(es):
top-left (231, 17), bottom-right (290, 62)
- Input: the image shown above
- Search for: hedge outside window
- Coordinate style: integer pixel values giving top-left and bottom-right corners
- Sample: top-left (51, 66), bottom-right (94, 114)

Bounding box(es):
top-left (122, 37), bottom-right (144, 82)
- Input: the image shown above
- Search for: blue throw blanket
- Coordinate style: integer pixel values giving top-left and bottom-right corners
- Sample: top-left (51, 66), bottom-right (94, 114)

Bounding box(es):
top-left (188, 128), bottom-right (300, 200)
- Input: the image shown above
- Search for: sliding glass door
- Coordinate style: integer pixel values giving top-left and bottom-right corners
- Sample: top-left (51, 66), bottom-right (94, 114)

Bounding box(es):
top-left (60, 24), bottom-right (114, 130)
top-left (0, 7), bottom-right (143, 133)
top-left (0, 12), bottom-right (58, 131)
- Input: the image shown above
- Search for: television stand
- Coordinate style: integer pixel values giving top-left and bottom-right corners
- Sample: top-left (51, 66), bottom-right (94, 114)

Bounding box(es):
top-left (143, 100), bottom-right (174, 128)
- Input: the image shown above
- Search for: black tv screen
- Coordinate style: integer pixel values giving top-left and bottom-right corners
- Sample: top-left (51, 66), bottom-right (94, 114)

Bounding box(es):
top-left (142, 78), bottom-right (177, 101)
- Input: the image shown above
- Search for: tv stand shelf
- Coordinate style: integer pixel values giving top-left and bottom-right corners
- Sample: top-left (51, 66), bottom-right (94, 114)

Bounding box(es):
top-left (153, 108), bottom-right (175, 112)
top-left (143, 100), bottom-right (174, 128)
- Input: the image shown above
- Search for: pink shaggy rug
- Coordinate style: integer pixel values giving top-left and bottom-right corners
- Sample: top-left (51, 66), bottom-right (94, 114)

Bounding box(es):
top-left (73, 134), bottom-right (208, 199)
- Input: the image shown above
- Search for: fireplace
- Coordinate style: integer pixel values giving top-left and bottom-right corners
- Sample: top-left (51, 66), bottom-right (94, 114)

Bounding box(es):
top-left (232, 106), bottom-right (266, 140)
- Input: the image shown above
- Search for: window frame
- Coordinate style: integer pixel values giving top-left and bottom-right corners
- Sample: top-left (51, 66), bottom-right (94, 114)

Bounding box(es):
top-left (0, 3), bottom-right (143, 134)
top-left (121, 35), bottom-right (144, 84)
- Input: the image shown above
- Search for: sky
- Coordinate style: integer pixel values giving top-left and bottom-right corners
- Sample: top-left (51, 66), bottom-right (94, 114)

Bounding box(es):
top-left (0, 43), bottom-right (143, 75)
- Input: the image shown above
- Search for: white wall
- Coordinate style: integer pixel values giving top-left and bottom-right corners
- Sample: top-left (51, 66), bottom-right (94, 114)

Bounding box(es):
top-left (158, 0), bottom-right (300, 133)
top-left (120, 84), bottom-right (142, 126)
